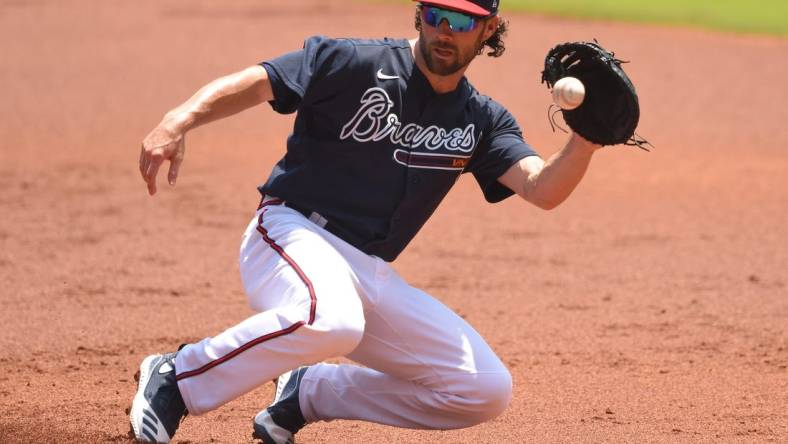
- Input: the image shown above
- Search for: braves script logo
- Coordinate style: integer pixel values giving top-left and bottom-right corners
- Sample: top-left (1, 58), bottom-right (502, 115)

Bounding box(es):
top-left (340, 88), bottom-right (476, 153)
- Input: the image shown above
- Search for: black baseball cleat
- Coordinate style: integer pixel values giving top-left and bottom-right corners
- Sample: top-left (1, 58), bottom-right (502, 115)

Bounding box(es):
top-left (129, 353), bottom-right (188, 443)
top-left (253, 367), bottom-right (309, 444)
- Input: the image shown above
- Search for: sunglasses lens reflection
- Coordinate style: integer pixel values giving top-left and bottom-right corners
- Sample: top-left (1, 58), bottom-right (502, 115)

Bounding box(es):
top-left (422, 6), bottom-right (478, 32)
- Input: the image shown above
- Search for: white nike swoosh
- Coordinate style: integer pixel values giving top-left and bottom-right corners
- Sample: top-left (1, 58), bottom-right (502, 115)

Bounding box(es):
top-left (377, 69), bottom-right (399, 80)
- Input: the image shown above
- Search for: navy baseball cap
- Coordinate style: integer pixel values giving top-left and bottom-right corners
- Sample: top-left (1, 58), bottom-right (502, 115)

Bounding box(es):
top-left (416, 0), bottom-right (499, 17)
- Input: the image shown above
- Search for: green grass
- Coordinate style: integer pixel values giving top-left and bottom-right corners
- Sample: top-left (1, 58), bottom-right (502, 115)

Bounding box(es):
top-left (500, 0), bottom-right (788, 36)
top-left (390, 0), bottom-right (788, 36)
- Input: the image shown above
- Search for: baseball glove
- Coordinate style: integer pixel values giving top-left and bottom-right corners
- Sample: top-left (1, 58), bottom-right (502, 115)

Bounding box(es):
top-left (541, 41), bottom-right (651, 150)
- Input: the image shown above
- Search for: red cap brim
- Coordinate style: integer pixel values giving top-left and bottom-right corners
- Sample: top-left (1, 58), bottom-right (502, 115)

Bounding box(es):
top-left (415, 0), bottom-right (491, 17)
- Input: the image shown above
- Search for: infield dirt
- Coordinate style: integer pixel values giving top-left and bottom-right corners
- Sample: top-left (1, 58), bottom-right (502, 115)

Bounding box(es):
top-left (1, 1), bottom-right (786, 442)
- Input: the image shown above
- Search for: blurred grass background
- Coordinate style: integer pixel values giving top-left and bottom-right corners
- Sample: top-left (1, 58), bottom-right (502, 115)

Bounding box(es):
top-left (390, 0), bottom-right (788, 36)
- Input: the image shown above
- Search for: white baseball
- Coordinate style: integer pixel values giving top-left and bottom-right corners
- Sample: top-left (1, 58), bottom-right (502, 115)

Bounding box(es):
top-left (552, 76), bottom-right (585, 110)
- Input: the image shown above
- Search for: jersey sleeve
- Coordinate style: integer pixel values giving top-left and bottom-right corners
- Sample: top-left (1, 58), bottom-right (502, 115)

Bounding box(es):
top-left (466, 103), bottom-right (540, 203)
top-left (260, 35), bottom-right (356, 114)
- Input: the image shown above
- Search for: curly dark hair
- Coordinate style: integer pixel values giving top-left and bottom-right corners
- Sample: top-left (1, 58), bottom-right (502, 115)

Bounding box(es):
top-left (414, 5), bottom-right (508, 57)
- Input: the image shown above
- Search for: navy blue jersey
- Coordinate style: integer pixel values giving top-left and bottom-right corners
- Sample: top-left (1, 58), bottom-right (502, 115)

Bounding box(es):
top-left (259, 36), bottom-right (538, 261)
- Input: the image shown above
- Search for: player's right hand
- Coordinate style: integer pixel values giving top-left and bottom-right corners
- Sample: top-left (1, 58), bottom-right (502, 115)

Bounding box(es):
top-left (139, 123), bottom-right (186, 195)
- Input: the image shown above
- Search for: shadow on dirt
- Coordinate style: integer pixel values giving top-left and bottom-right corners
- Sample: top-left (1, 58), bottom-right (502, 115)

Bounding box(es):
top-left (0, 421), bottom-right (133, 443)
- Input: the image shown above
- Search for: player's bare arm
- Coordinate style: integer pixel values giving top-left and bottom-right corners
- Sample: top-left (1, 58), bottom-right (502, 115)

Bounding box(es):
top-left (497, 132), bottom-right (601, 210)
top-left (139, 65), bottom-right (273, 195)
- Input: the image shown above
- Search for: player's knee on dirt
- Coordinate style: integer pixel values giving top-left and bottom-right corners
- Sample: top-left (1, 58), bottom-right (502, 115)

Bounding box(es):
top-left (449, 370), bottom-right (513, 427)
top-left (477, 370), bottom-right (514, 422)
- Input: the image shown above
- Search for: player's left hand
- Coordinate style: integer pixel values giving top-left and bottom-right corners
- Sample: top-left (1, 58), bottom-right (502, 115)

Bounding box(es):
top-left (139, 122), bottom-right (186, 195)
top-left (541, 41), bottom-right (652, 150)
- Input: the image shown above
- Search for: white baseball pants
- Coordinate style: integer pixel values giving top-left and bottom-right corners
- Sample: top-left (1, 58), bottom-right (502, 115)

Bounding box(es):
top-left (174, 198), bottom-right (512, 429)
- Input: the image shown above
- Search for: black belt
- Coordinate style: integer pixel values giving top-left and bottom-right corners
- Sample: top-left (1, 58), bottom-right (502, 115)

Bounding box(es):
top-left (281, 200), bottom-right (366, 248)
top-left (283, 201), bottom-right (326, 226)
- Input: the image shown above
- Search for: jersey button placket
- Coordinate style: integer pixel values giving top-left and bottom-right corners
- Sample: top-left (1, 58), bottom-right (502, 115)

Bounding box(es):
top-left (405, 125), bottom-right (420, 188)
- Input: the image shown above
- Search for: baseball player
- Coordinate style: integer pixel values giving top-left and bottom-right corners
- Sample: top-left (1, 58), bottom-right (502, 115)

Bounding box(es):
top-left (130, 0), bottom-right (604, 442)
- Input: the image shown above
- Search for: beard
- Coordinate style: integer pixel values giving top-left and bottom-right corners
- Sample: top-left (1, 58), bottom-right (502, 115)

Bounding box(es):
top-left (418, 29), bottom-right (484, 76)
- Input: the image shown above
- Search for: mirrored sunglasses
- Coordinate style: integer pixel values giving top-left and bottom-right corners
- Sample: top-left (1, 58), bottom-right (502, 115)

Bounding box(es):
top-left (421, 5), bottom-right (479, 32)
